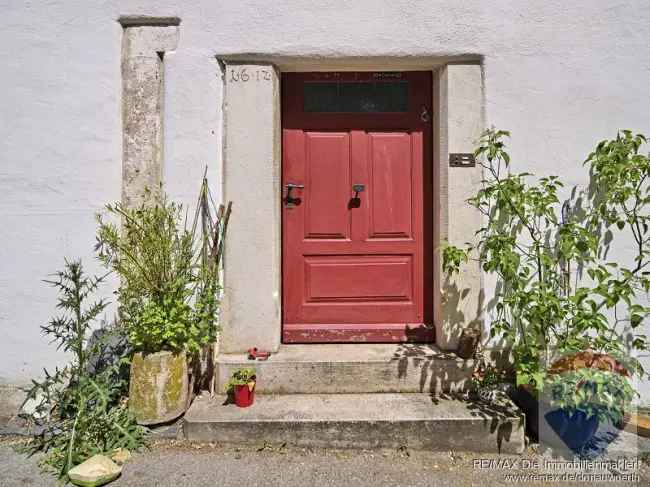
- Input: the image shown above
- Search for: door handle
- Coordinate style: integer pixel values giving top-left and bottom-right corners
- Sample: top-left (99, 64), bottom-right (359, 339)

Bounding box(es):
top-left (285, 183), bottom-right (304, 207)
top-left (349, 183), bottom-right (365, 209)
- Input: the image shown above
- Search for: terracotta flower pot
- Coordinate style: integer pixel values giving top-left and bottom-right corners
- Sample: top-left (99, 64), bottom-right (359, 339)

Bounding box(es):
top-left (548, 351), bottom-right (629, 377)
top-left (129, 350), bottom-right (189, 425)
top-left (233, 380), bottom-right (256, 408)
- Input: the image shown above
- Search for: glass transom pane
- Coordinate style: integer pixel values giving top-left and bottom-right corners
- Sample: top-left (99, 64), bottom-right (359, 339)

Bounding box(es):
top-left (303, 81), bottom-right (409, 113)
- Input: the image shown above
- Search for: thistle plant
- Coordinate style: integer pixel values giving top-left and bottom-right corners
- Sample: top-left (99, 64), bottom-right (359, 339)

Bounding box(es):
top-left (20, 259), bottom-right (146, 480)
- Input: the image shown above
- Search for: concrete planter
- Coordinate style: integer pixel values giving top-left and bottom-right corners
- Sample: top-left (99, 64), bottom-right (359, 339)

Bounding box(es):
top-left (129, 351), bottom-right (189, 425)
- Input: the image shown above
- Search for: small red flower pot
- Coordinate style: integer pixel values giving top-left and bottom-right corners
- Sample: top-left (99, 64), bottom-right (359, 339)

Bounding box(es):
top-left (233, 380), bottom-right (256, 407)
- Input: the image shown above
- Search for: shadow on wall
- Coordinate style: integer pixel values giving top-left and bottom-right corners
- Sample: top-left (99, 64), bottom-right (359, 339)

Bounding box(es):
top-left (441, 274), bottom-right (485, 347)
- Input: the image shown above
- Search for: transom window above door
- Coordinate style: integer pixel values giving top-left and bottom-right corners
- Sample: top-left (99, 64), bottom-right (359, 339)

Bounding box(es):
top-left (303, 80), bottom-right (409, 113)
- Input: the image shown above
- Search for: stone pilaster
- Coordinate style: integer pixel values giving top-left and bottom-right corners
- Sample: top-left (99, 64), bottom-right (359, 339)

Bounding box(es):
top-left (121, 23), bottom-right (179, 207)
top-left (437, 64), bottom-right (485, 350)
top-left (220, 63), bottom-right (282, 353)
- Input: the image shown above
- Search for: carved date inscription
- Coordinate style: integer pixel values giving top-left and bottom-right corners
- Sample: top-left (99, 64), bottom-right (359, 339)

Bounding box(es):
top-left (228, 67), bottom-right (272, 83)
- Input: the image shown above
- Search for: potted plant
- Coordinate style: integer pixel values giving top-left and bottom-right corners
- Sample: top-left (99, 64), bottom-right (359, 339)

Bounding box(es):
top-left (443, 129), bottom-right (650, 450)
top-left (96, 183), bottom-right (230, 425)
top-left (542, 361), bottom-right (633, 451)
top-left (226, 368), bottom-right (257, 408)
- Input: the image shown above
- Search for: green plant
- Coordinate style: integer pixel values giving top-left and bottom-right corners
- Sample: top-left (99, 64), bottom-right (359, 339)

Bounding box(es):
top-left (225, 368), bottom-right (256, 392)
top-left (96, 185), bottom-right (229, 355)
top-left (441, 243), bottom-right (469, 275)
top-left (20, 260), bottom-right (146, 481)
top-left (549, 369), bottom-right (635, 424)
top-left (442, 128), bottom-right (650, 421)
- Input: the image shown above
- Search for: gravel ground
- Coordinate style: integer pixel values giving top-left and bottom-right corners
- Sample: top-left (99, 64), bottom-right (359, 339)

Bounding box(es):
top-left (1, 437), bottom-right (649, 487)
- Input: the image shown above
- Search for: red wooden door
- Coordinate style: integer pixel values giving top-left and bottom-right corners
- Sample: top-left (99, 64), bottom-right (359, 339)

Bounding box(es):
top-left (282, 72), bottom-right (433, 343)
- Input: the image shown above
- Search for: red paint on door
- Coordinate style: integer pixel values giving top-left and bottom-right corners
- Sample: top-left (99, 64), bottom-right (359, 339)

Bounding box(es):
top-left (282, 72), bottom-right (433, 343)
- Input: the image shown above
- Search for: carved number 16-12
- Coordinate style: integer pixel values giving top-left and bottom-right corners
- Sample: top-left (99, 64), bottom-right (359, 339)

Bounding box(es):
top-left (229, 67), bottom-right (272, 83)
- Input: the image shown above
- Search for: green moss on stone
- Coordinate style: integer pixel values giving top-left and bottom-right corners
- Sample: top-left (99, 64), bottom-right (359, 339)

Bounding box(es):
top-left (129, 351), bottom-right (188, 425)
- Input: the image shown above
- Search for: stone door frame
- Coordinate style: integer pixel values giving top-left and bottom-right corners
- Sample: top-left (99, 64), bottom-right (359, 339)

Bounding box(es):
top-left (218, 57), bottom-right (484, 355)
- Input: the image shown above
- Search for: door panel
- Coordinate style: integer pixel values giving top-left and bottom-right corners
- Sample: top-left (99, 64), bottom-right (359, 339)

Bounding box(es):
top-left (304, 133), bottom-right (351, 240)
top-left (282, 71), bottom-right (433, 343)
top-left (368, 132), bottom-right (413, 240)
top-left (305, 255), bottom-right (413, 302)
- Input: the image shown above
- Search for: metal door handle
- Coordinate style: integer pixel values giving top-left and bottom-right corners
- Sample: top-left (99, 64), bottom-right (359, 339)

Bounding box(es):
top-left (349, 183), bottom-right (365, 209)
top-left (285, 183), bottom-right (304, 207)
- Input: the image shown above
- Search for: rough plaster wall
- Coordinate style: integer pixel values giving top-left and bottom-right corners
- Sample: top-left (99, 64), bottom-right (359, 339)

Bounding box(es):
top-left (1, 0), bottom-right (650, 402)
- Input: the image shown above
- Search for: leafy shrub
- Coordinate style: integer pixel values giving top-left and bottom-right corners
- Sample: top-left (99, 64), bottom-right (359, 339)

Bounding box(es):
top-left (20, 260), bottom-right (146, 480)
top-left (443, 129), bottom-right (650, 422)
top-left (549, 369), bottom-right (634, 424)
top-left (96, 192), bottom-right (223, 354)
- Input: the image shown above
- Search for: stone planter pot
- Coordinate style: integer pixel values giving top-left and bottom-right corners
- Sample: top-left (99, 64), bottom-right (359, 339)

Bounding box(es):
top-left (129, 351), bottom-right (189, 425)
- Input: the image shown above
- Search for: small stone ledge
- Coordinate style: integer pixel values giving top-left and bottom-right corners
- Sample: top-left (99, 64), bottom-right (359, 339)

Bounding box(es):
top-left (118, 16), bottom-right (181, 27)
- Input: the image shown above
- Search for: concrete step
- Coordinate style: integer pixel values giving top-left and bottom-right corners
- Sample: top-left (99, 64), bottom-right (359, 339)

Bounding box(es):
top-left (215, 344), bottom-right (474, 395)
top-left (184, 393), bottom-right (525, 454)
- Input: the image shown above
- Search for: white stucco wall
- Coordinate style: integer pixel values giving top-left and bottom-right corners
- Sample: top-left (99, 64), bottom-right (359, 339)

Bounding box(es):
top-left (1, 1), bottom-right (649, 402)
